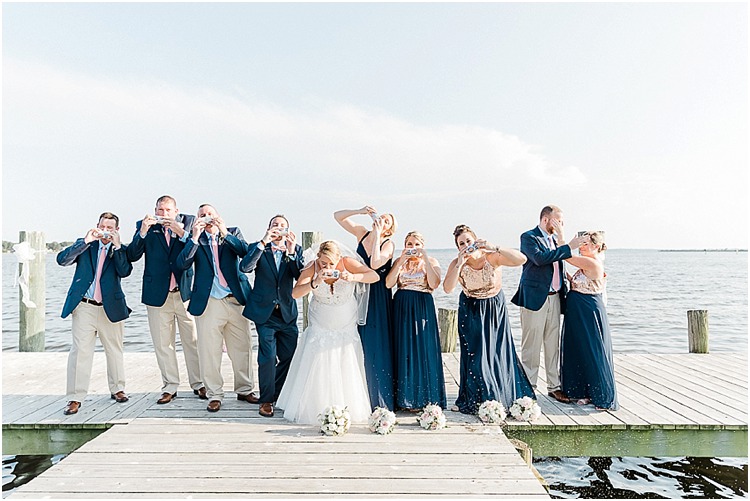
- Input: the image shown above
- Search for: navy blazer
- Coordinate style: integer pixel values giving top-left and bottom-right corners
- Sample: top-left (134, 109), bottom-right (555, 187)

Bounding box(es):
top-left (511, 226), bottom-right (572, 313)
top-left (126, 214), bottom-right (196, 305)
top-left (239, 242), bottom-right (304, 324)
top-left (57, 239), bottom-right (133, 323)
top-left (175, 228), bottom-right (252, 317)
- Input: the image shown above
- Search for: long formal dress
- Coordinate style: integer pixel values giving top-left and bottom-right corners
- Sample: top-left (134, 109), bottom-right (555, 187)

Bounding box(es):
top-left (356, 232), bottom-right (395, 410)
top-left (561, 269), bottom-right (619, 410)
top-left (456, 260), bottom-right (535, 414)
top-left (393, 260), bottom-right (447, 410)
top-left (276, 278), bottom-right (371, 424)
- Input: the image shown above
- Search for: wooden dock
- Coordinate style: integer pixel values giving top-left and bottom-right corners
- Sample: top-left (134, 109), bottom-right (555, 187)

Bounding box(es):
top-left (3, 351), bottom-right (747, 498)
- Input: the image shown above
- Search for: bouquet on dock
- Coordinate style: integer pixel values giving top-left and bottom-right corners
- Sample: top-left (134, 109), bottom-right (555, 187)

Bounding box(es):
top-left (368, 407), bottom-right (397, 435)
top-left (319, 405), bottom-right (351, 436)
top-left (509, 396), bottom-right (541, 422)
top-left (478, 400), bottom-right (507, 424)
top-left (416, 404), bottom-right (446, 431)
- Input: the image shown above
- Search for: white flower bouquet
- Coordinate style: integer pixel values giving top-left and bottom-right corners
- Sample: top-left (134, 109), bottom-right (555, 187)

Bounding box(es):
top-left (508, 396), bottom-right (541, 422)
top-left (368, 407), bottom-right (397, 435)
top-left (478, 400), bottom-right (507, 424)
top-left (416, 404), bottom-right (447, 431)
top-left (318, 405), bottom-right (351, 436)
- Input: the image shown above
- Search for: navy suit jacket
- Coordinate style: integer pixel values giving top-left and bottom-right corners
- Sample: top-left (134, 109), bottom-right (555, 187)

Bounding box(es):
top-left (511, 226), bottom-right (572, 313)
top-left (126, 214), bottom-right (196, 305)
top-left (175, 228), bottom-right (252, 317)
top-left (57, 239), bottom-right (133, 323)
top-left (239, 242), bottom-right (304, 324)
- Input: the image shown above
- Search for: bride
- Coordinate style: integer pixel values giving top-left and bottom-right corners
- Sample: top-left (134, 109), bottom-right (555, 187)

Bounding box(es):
top-left (276, 240), bottom-right (379, 425)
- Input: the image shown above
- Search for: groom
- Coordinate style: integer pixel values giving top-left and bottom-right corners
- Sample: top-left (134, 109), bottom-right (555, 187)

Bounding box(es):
top-left (240, 215), bottom-right (304, 418)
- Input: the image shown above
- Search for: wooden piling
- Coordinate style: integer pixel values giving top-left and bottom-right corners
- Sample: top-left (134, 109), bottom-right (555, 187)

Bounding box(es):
top-left (18, 231), bottom-right (46, 352)
top-left (687, 310), bottom-right (709, 354)
top-left (301, 231), bottom-right (323, 330)
top-left (438, 308), bottom-right (458, 353)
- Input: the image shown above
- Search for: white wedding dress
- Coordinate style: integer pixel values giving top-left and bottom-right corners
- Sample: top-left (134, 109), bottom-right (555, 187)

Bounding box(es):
top-left (276, 278), bottom-right (371, 425)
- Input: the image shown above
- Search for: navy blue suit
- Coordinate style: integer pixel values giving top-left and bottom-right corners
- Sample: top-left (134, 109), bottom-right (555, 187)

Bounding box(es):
top-left (240, 242), bottom-right (304, 403)
top-left (175, 229), bottom-right (252, 316)
top-left (58, 239), bottom-right (133, 322)
top-left (126, 214), bottom-right (195, 305)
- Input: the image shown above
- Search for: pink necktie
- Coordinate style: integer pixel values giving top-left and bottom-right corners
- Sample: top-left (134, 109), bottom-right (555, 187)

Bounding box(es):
top-left (210, 236), bottom-right (229, 288)
top-left (93, 246), bottom-right (106, 303)
top-left (550, 236), bottom-right (561, 292)
top-left (165, 231), bottom-right (177, 290)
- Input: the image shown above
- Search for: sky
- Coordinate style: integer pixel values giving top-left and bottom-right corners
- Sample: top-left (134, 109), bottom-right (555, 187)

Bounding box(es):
top-left (2, 2), bottom-right (747, 250)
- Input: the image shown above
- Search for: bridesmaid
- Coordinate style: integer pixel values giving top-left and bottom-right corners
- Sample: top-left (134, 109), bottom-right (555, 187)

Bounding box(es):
top-left (560, 231), bottom-right (619, 410)
top-left (385, 231), bottom-right (446, 411)
top-left (334, 206), bottom-right (397, 410)
top-left (443, 224), bottom-right (534, 414)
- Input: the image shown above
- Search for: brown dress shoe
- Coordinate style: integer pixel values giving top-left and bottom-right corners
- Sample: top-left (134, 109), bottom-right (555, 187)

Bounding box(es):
top-left (207, 400), bottom-right (221, 412)
top-left (259, 403), bottom-right (274, 417)
top-left (111, 391), bottom-right (129, 403)
top-left (548, 390), bottom-right (571, 404)
top-left (63, 401), bottom-right (81, 415)
top-left (237, 392), bottom-right (260, 404)
top-left (157, 392), bottom-right (177, 404)
top-left (193, 387), bottom-right (208, 400)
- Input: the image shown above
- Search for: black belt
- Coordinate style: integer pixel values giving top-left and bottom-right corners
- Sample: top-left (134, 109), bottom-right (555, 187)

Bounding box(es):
top-left (81, 297), bottom-right (103, 306)
top-left (548, 290), bottom-right (558, 296)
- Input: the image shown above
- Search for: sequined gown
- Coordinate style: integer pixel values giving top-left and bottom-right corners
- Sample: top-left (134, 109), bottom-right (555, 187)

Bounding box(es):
top-left (561, 269), bottom-right (618, 410)
top-left (393, 260), bottom-right (447, 409)
top-left (276, 278), bottom-right (371, 424)
top-left (456, 260), bottom-right (535, 413)
top-left (356, 232), bottom-right (395, 410)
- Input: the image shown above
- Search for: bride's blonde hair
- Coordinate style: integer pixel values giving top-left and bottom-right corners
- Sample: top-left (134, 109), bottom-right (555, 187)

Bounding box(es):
top-left (317, 241), bottom-right (342, 262)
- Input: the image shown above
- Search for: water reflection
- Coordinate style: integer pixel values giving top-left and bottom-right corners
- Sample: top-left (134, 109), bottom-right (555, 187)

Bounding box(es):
top-left (2, 454), bottom-right (65, 497)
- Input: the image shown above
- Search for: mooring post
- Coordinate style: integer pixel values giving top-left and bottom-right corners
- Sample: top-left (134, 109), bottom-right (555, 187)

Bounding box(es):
top-left (301, 231), bottom-right (323, 329)
top-left (687, 309), bottom-right (709, 354)
top-left (18, 231), bottom-right (46, 352)
top-left (438, 308), bottom-right (458, 353)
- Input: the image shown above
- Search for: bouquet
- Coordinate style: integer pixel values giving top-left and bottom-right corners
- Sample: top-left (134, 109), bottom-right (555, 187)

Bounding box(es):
top-left (477, 400), bottom-right (507, 424)
top-left (416, 404), bottom-right (447, 431)
top-left (368, 407), bottom-right (397, 435)
top-left (508, 396), bottom-right (541, 422)
top-left (318, 405), bottom-right (351, 436)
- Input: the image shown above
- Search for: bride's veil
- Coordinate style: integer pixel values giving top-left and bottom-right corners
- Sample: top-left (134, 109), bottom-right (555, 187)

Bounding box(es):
top-left (302, 240), bottom-right (370, 326)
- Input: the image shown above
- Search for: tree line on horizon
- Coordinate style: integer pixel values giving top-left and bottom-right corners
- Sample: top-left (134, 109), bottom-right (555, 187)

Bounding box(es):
top-left (2, 241), bottom-right (75, 253)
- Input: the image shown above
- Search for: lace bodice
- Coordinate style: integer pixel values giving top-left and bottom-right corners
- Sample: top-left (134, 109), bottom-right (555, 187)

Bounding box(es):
top-left (459, 259), bottom-right (502, 299)
top-left (569, 268), bottom-right (606, 295)
top-left (397, 260), bottom-right (433, 293)
top-left (311, 278), bottom-right (357, 305)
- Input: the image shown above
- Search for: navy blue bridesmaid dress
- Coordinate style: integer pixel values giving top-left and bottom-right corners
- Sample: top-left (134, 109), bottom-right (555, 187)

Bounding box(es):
top-left (356, 232), bottom-right (395, 410)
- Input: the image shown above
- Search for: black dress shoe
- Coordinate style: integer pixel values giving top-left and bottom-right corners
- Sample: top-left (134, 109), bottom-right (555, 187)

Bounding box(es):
top-left (194, 387), bottom-right (208, 400)
top-left (237, 392), bottom-right (260, 404)
top-left (111, 391), bottom-right (129, 403)
top-left (207, 400), bottom-right (221, 412)
top-left (63, 401), bottom-right (81, 415)
top-left (157, 392), bottom-right (177, 404)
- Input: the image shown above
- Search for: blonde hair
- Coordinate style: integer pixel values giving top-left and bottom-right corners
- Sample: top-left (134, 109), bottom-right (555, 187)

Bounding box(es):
top-left (317, 241), bottom-right (342, 262)
top-left (381, 213), bottom-right (398, 239)
top-left (588, 231), bottom-right (607, 253)
top-left (404, 231), bottom-right (425, 247)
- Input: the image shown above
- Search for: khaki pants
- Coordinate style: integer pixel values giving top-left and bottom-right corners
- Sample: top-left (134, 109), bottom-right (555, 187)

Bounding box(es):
top-left (146, 291), bottom-right (202, 394)
top-left (520, 294), bottom-right (562, 392)
top-left (194, 296), bottom-right (256, 402)
top-left (67, 302), bottom-right (125, 402)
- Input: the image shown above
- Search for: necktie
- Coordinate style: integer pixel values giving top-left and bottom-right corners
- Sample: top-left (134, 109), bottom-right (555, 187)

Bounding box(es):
top-left (549, 235), bottom-right (560, 292)
top-left (93, 246), bottom-right (106, 303)
top-left (210, 236), bottom-right (229, 288)
top-left (165, 230), bottom-right (177, 290)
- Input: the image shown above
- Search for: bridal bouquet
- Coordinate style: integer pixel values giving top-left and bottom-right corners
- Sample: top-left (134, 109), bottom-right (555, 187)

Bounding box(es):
top-left (416, 404), bottom-right (447, 431)
top-left (508, 396), bottom-right (541, 422)
top-left (478, 400), bottom-right (507, 424)
top-left (319, 405), bottom-right (351, 436)
top-left (368, 407), bottom-right (397, 435)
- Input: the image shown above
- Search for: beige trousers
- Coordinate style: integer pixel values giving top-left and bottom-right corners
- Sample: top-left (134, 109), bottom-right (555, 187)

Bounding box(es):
top-left (520, 294), bottom-right (562, 392)
top-left (146, 291), bottom-right (202, 394)
top-left (67, 302), bottom-right (125, 402)
top-left (194, 296), bottom-right (256, 402)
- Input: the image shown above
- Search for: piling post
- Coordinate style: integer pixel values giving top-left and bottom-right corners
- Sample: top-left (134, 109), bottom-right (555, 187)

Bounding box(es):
top-left (301, 231), bottom-right (323, 330)
top-left (687, 310), bottom-right (709, 354)
top-left (18, 231), bottom-right (46, 352)
top-left (438, 308), bottom-right (458, 353)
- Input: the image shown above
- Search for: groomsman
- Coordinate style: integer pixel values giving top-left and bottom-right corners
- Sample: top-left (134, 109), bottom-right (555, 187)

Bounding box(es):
top-left (176, 204), bottom-right (258, 412)
top-left (126, 195), bottom-right (205, 404)
top-left (57, 212), bottom-right (133, 415)
top-left (511, 205), bottom-right (585, 403)
top-left (240, 215), bottom-right (304, 418)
